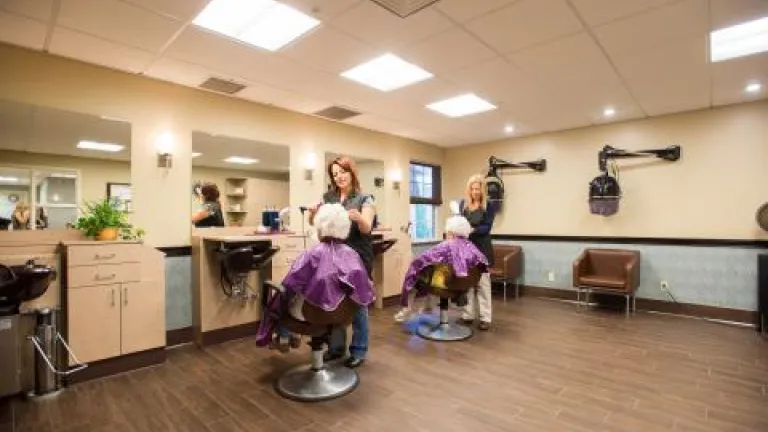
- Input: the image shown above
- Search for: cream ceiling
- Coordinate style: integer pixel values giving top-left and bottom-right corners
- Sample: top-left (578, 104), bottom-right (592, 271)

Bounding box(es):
top-left (0, 0), bottom-right (766, 147)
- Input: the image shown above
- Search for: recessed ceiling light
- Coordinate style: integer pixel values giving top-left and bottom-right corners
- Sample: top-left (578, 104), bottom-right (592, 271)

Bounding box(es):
top-left (192, 0), bottom-right (320, 52)
top-left (0, 176), bottom-right (19, 182)
top-left (504, 124), bottom-right (515, 134)
top-left (710, 16), bottom-right (768, 62)
top-left (192, 152), bottom-right (202, 158)
top-left (341, 53), bottom-right (433, 92)
top-left (77, 140), bottom-right (124, 152)
top-left (426, 93), bottom-right (497, 118)
top-left (224, 156), bottom-right (259, 164)
top-left (745, 82), bottom-right (762, 93)
top-left (603, 107), bottom-right (616, 118)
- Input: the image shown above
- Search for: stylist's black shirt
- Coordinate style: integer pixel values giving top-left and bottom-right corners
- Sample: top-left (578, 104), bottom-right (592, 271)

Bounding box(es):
top-left (322, 190), bottom-right (375, 276)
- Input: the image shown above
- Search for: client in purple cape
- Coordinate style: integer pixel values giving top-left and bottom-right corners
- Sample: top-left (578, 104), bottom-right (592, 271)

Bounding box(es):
top-left (396, 215), bottom-right (489, 320)
top-left (256, 203), bottom-right (375, 350)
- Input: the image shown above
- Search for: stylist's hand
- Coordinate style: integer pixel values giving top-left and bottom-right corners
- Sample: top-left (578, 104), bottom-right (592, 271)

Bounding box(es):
top-left (307, 203), bottom-right (321, 215)
top-left (348, 209), bottom-right (362, 222)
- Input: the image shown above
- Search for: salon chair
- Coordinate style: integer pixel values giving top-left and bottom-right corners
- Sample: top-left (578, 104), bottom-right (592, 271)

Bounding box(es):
top-left (573, 248), bottom-right (640, 316)
top-left (262, 280), bottom-right (360, 402)
top-left (216, 240), bottom-right (280, 299)
top-left (416, 265), bottom-right (483, 342)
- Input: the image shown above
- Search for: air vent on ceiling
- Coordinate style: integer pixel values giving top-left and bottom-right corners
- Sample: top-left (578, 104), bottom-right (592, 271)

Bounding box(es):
top-left (313, 106), bottom-right (361, 121)
top-left (369, 0), bottom-right (443, 18)
top-left (198, 77), bottom-right (246, 95)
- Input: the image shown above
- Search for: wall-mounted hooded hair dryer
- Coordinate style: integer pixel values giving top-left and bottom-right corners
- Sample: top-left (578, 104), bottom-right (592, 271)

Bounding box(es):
top-left (589, 144), bottom-right (681, 217)
top-left (485, 156), bottom-right (547, 206)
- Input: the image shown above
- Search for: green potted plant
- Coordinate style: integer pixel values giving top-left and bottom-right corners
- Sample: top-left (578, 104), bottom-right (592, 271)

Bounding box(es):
top-left (74, 198), bottom-right (142, 241)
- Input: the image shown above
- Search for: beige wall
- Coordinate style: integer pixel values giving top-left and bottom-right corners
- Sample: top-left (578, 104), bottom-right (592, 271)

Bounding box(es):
top-left (445, 100), bottom-right (768, 240)
top-left (0, 43), bottom-right (445, 246)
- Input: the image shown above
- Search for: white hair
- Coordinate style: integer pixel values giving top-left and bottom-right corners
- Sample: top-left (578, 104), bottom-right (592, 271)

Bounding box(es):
top-left (445, 215), bottom-right (472, 238)
top-left (314, 203), bottom-right (351, 240)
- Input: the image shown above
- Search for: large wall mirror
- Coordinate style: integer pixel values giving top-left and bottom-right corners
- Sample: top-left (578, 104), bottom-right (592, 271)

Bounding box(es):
top-left (0, 99), bottom-right (131, 232)
top-left (190, 131), bottom-right (290, 230)
top-left (325, 152), bottom-right (386, 228)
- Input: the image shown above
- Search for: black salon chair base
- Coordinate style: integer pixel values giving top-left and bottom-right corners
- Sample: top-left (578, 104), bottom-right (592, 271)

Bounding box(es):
top-left (416, 297), bottom-right (473, 342)
top-left (274, 337), bottom-right (359, 402)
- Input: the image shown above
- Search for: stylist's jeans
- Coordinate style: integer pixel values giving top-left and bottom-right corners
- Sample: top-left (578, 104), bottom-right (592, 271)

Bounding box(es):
top-left (329, 306), bottom-right (369, 359)
top-left (461, 272), bottom-right (493, 323)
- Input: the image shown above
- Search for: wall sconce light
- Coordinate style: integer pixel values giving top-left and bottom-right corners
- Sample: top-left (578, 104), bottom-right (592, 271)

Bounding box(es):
top-left (303, 152), bottom-right (318, 181)
top-left (156, 132), bottom-right (174, 169)
top-left (390, 169), bottom-right (403, 191)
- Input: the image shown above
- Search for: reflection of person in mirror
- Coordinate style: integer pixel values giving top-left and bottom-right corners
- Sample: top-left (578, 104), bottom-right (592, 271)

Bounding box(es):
top-left (12, 201), bottom-right (31, 230)
top-left (191, 182), bottom-right (225, 228)
top-left (307, 155), bottom-right (376, 369)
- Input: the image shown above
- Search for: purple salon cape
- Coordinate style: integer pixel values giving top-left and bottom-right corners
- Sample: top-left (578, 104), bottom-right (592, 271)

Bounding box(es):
top-left (256, 239), bottom-right (375, 346)
top-left (400, 237), bottom-right (489, 306)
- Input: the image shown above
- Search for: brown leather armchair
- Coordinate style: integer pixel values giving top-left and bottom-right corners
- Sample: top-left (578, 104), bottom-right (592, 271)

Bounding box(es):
top-left (490, 244), bottom-right (523, 302)
top-left (572, 248), bottom-right (640, 316)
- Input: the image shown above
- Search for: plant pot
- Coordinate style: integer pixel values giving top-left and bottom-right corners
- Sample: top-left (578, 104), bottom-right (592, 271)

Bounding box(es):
top-left (98, 227), bottom-right (119, 241)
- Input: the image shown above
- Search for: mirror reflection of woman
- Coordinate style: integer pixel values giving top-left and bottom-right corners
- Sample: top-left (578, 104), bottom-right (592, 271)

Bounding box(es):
top-left (192, 182), bottom-right (225, 228)
top-left (12, 201), bottom-right (31, 230)
top-left (307, 156), bottom-right (375, 369)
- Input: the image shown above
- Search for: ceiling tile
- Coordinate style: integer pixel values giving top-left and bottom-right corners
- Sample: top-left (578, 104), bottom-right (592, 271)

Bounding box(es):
top-left (400, 27), bottom-right (498, 75)
top-left (711, 53), bottom-right (768, 106)
top-left (593, 0), bottom-right (708, 58)
top-left (280, 0), bottom-right (362, 21)
top-left (434, 0), bottom-right (517, 23)
top-left (446, 57), bottom-right (542, 113)
top-left (237, 81), bottom-right (332, 114)
top-left (57, 0), bottom-right (183, 52)
top-left (344, 113), bottom-right (428, 139)
top-left (0, 0), bottom-right (54, 22)
top-left (330, 0), bottom-right (453, 49)
top-left (280, 25), bottom-right (378, 74)
top-left (49, 26), bottom-right (155, 74)
top-left (568, 0), bottom-right (679, 27)
top-left (120, 0), bottom-right (211, 22)
top-left (142, 57), bottom-right (214, 87)
top-left (710, 0), bottom-right (768, 30)
top-left (0, 10), bottom-right (48, 50)
top-left (464, 0), bottom-right (582, 54)
top-left (611, 36), bottom-right (711, 116)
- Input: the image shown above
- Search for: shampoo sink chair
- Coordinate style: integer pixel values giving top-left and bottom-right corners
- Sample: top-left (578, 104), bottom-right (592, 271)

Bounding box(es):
top-left (262, 280), bottom-right (360, 402)
top-left (216, 240), bottom-right (280, 299)
top-left (0, 260), bottom-right (57, 315)
top-left (416, 265), bottom-right (483, 342)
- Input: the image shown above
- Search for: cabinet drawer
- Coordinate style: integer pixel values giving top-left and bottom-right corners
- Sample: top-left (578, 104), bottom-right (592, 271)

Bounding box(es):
top-left (272, 250), bottom-right (303, 269)
top-left (67, 244), bottom-right (141, 267)
top-left (275, 236), bottom-right (304, 251)
top-left (67, 263), bottom-right (141, 288)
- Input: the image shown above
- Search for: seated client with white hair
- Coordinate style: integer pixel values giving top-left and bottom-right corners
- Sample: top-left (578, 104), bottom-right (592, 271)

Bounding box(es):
top-left (256, 203), bottom-right (375, 351)
top-left (394, 214), bottom-right (489, 322)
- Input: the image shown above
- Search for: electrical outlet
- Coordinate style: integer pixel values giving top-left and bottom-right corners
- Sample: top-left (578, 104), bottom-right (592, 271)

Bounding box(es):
top-left (547, 271), bottom-right (555, 282)
top-left (660, 280), bottom-right (668, 291)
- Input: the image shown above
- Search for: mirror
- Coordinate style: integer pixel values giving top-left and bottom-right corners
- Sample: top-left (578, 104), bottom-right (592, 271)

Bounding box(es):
top-left (0, 99), bottom-right (131, 231)
top-left (190, 131), bottom-right (290, 230)
top-left (324, 152), bottom-right (386, 228)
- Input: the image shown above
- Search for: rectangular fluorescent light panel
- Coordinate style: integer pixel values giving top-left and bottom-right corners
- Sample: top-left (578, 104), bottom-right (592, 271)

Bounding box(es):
top-left (426, 93), bottom-right (497, 118)
top-left (710, 16), bottom-right (768, 62)
top-left (77, 140), bottom-right (124, 152)
top-left (224, 156), bottom-right (259, 164)
top-left (341, 53), bottom-right (433, 91)
top-left (193, 0), bottom-right (320, 52)
top-left (192, 152), bottom-right (202, 158)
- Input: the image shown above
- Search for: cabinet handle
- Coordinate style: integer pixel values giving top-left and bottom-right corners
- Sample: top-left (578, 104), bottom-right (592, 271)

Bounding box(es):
top-left (95, 253), bottom-right (116, 260)
top-left (111, 288), bottom-right (115, 307)
top-left (123, 287), bottom-right (128, 306)
top-left (95, 273), bottom-right (116, 281)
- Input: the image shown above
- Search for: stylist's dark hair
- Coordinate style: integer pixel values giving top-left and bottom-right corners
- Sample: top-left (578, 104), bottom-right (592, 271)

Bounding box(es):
top-left (200, 182), bottom-right (220, 202)
top-left (327, 156), bottom-right (362, 193)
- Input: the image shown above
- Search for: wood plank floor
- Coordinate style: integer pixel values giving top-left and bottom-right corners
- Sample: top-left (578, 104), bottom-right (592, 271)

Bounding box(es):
top-left (4, 297), bottom-right (768, 432)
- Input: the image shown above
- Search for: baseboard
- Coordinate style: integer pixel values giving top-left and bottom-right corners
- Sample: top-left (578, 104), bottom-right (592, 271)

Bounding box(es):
top-left (200, 321), bottom-right (260, 347)
top-left (522, 285), bottom-right (757, 325)
top-left (65, 347), bottom-right (166, 385)
top-left (166, 326), bottom-right (194, 347)
top-left (382, 295), bottom-right (400, 308)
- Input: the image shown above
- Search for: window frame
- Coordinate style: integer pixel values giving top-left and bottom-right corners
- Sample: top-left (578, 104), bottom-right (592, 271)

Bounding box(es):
top-left (408, 161), bottom-right (442, 242)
